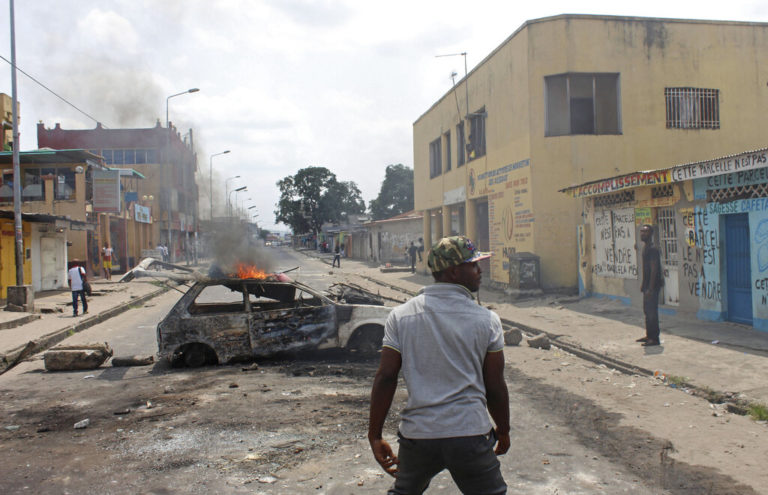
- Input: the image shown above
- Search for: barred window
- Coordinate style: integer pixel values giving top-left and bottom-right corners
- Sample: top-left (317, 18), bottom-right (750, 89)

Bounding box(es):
top-left (651, 184), bottom-right (674, 199)
top-left (593, 190), bottom-right (634, 208)
top-left (665, 88), bottom-right (720, 129)
top-left (657, 207), bottom-right (678, 267)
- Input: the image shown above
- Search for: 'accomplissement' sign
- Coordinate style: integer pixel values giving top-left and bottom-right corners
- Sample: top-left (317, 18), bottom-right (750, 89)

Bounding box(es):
top-left (568, 170), bottom-right (670, 198)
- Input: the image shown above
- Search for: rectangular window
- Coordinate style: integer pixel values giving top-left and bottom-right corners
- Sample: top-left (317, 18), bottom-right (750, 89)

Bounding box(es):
top-left (444, 131), bottom-right (451, 172)
top-left (429, 137), bottom-right (442, 179)
top-left (101, 149), bottom-right (113, 164)
top-left (456, 121), bottom-right (466, 167)
top-left (55, 168), bottom-right (76, 200)
top-left (467, 108), bottom-right (486, 160)
top-left (545, 73), bottom-right (621, 136)
top-left (665, 87), bottom-right (720, 129)
top-left (657, 207), bottom-right (678, 266)
top-left (124, 149), bottom-right (136, 164)
top-left (146, 149), bottom-right (158, 164)
top-left (22, 168), bottom-right (43, 201)
top-left (112, 149), bottom-right (124, 165)
top-left (135, 149), bottom-right (147, 164)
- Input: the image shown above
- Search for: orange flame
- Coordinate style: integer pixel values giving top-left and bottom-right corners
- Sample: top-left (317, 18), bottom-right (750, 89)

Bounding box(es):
top-left (234, 263), bottom-right (269, 280)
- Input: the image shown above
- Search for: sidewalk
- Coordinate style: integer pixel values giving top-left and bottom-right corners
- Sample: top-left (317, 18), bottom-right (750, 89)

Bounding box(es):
top-left (0, 279), bottom-right (168, 374)
top-left (300, 248), bottom-right (768, 406)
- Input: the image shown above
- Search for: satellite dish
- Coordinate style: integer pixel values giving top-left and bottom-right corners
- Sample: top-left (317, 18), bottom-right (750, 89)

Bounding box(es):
top-left (75, 166), bottom-right (84, 174)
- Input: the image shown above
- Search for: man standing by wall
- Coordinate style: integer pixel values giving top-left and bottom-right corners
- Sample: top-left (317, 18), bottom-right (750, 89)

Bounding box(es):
top-left (638, 224), bottom-right (663, 346)
top-left (368, 236), bottom-right (510, 494)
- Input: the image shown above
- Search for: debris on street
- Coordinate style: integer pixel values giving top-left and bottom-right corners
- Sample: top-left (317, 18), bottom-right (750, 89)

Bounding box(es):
top-left (111, 355), bottom-right (155, 367)
top-left (44, 342), bottom-right (113, 371)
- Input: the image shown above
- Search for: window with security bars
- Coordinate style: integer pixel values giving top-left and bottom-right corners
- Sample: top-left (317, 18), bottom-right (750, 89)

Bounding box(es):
top-left (707, 183), bottom-right (768, 203)
top-left (665, 88), bottom-right (720, 129)
top-left (657, 207), bottom-right (678, 267)
top-left (651, 184), bottom-right (674, 199)
top-left (593, 190), bottom-right (634, 208)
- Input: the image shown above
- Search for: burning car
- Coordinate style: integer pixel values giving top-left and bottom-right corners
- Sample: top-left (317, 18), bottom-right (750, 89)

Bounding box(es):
top-left (156, 267), bottom-right (392, 367)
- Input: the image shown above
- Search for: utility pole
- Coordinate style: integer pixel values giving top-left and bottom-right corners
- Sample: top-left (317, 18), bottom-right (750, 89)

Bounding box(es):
top-left (10, 0), bottom-right (23, 287)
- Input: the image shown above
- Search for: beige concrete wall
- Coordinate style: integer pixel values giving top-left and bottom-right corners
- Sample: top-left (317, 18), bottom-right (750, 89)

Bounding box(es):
top-left (414, 15), bottom-right (768, 289)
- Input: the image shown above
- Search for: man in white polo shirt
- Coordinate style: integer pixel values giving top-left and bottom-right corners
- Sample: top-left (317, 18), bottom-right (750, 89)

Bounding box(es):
top-left (368, 235), bottom-right (510, 494)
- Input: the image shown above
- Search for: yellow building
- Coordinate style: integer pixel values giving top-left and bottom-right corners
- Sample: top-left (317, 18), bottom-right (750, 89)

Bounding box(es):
top-left (414, 14), bottom-right (768, 290)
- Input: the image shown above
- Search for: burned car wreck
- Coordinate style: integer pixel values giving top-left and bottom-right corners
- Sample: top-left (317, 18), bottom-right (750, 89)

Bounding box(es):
top-left (156, 275), bottom-right (392, 367)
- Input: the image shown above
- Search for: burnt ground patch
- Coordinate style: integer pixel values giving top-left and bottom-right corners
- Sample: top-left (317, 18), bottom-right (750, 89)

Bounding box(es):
top-left (507, 366), bottom-right (760, 495)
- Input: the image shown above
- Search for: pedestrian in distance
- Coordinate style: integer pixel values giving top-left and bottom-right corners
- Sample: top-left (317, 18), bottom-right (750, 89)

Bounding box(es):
top-left (332, 243), bottom-right (341, 268)
top-left (416, 237), bottom-right (424, 262)
top-left (407, 241), bottom-right (418, 273)
top-left (68, 262), bottom-right (88, 317)
top-left (101, 243), bottom-right (113, 280)
top-left (368, 235), bottom-right (510, 494)
top-left (638, 224), bottom-right (664, 346)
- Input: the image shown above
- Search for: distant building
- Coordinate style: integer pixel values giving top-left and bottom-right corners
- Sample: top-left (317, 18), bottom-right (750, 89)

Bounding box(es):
top-left (414, 14), bottom-right (768, 289)
top-left (0, 149), bottom-right (97, 296)
top-left (37, 121), bottom-right (199, 264)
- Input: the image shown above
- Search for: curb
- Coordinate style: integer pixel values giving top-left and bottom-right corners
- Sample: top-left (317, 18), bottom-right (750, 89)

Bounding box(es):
top-left (0, 314), bottom-right (41, 330)
top-left (0, 285), bottom-right (170, 375)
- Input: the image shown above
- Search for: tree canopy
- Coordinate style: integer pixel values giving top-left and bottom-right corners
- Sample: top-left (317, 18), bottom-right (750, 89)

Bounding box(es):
top-left (369, 164), bottom-right (414, 221)
top-left (274, 166), bottom-right (365, 234)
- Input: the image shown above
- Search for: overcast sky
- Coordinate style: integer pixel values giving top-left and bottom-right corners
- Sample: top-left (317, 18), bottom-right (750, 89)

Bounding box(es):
top-left (2, 0), bottom-right (767, 232)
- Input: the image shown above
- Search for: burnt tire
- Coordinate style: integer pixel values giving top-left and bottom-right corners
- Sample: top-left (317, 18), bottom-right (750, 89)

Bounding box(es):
top-left (347, 325), bottom-right (384, 355)
top-left (181, 343), bottom-right (216, 367)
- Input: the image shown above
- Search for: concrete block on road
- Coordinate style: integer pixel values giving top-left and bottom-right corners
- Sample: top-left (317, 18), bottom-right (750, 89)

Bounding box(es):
top-left (527, 333), bottom-right (551, 350)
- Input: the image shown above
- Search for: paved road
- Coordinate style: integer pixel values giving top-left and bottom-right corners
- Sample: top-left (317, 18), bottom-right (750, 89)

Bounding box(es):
top-left (0, 249), bottom-right (759, 494)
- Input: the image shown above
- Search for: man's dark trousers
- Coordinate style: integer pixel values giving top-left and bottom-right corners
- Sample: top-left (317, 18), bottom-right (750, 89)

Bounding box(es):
top-left (388, 431), bottom-right (506, 495)
top-left (643, 289), bottom-right (660, 342)
top-left (72, 290), bottom-right (88, 315)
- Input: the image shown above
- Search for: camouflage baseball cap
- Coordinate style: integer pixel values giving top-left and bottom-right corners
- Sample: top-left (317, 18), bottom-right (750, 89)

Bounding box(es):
top-left (427, 236), bottom-right (491, 273)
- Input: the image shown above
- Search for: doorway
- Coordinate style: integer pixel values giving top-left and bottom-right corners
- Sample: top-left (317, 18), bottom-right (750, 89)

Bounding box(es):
top-left (725, 214), bottom-right (752, 325)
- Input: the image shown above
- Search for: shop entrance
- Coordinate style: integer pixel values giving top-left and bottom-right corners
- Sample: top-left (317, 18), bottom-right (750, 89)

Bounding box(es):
top-left (725, 213), bottom-right (752, 325)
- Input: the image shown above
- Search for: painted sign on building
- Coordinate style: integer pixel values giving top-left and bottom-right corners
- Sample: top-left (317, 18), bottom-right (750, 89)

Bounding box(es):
top-left (567, 170), bottom-right (671, 198)
top-left (92, 170), bottom-right (121, 213)
top-left (671, 149), bottom-right (768, 182)
top-left (134, 204), bottom-right (151, 224)
top-left (481, 159), bottom-right (534, 283)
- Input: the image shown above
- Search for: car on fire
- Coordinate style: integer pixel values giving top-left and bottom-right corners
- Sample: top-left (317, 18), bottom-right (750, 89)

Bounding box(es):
top-left (156, 276), bottom-right (392, 367)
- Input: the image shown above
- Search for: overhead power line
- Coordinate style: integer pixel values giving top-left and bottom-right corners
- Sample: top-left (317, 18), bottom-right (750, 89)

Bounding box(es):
top-left (0, 53), bottom-right (106, 127)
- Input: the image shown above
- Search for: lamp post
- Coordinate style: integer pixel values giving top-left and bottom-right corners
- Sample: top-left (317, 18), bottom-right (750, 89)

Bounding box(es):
top-left (239, 197), bottom-right (252, 219)
top-left (225, 176), bottom-right (240, 216)
top-left (234, 188), bottom-right (248, 220)
top-left (165, 87), bottom-right (199, 262)
top-left (209, 150), bottom-right (230, 220)
top-left (229, 186), bottom-right (247, 219)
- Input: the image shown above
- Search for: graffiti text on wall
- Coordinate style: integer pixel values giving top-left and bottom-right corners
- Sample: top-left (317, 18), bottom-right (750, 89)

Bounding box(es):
top-left (593, 208), bottom-right (637, 279)
top-left (686, 207), bottom-right (721, 304)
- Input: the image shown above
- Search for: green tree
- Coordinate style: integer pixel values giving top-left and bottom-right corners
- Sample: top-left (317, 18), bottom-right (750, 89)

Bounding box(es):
top-left (274, 167), bottom-right (366, 234)
top-left (369, 164), bottom-right (414, 221)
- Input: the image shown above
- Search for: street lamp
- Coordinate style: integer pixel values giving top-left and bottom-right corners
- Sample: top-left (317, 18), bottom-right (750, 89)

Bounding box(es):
top-left (225, 175), bottom-right (241, 215)
top-left (209, 150), bottom-right (230, 220)
top-left (229, 186), bottom-right (247, 218)
top-left (165, 87), bottom-right (199, 262)
top-left (166, 88), bottom-right (200, 128)
top-left (234, 189), bottom-right (248, 219)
